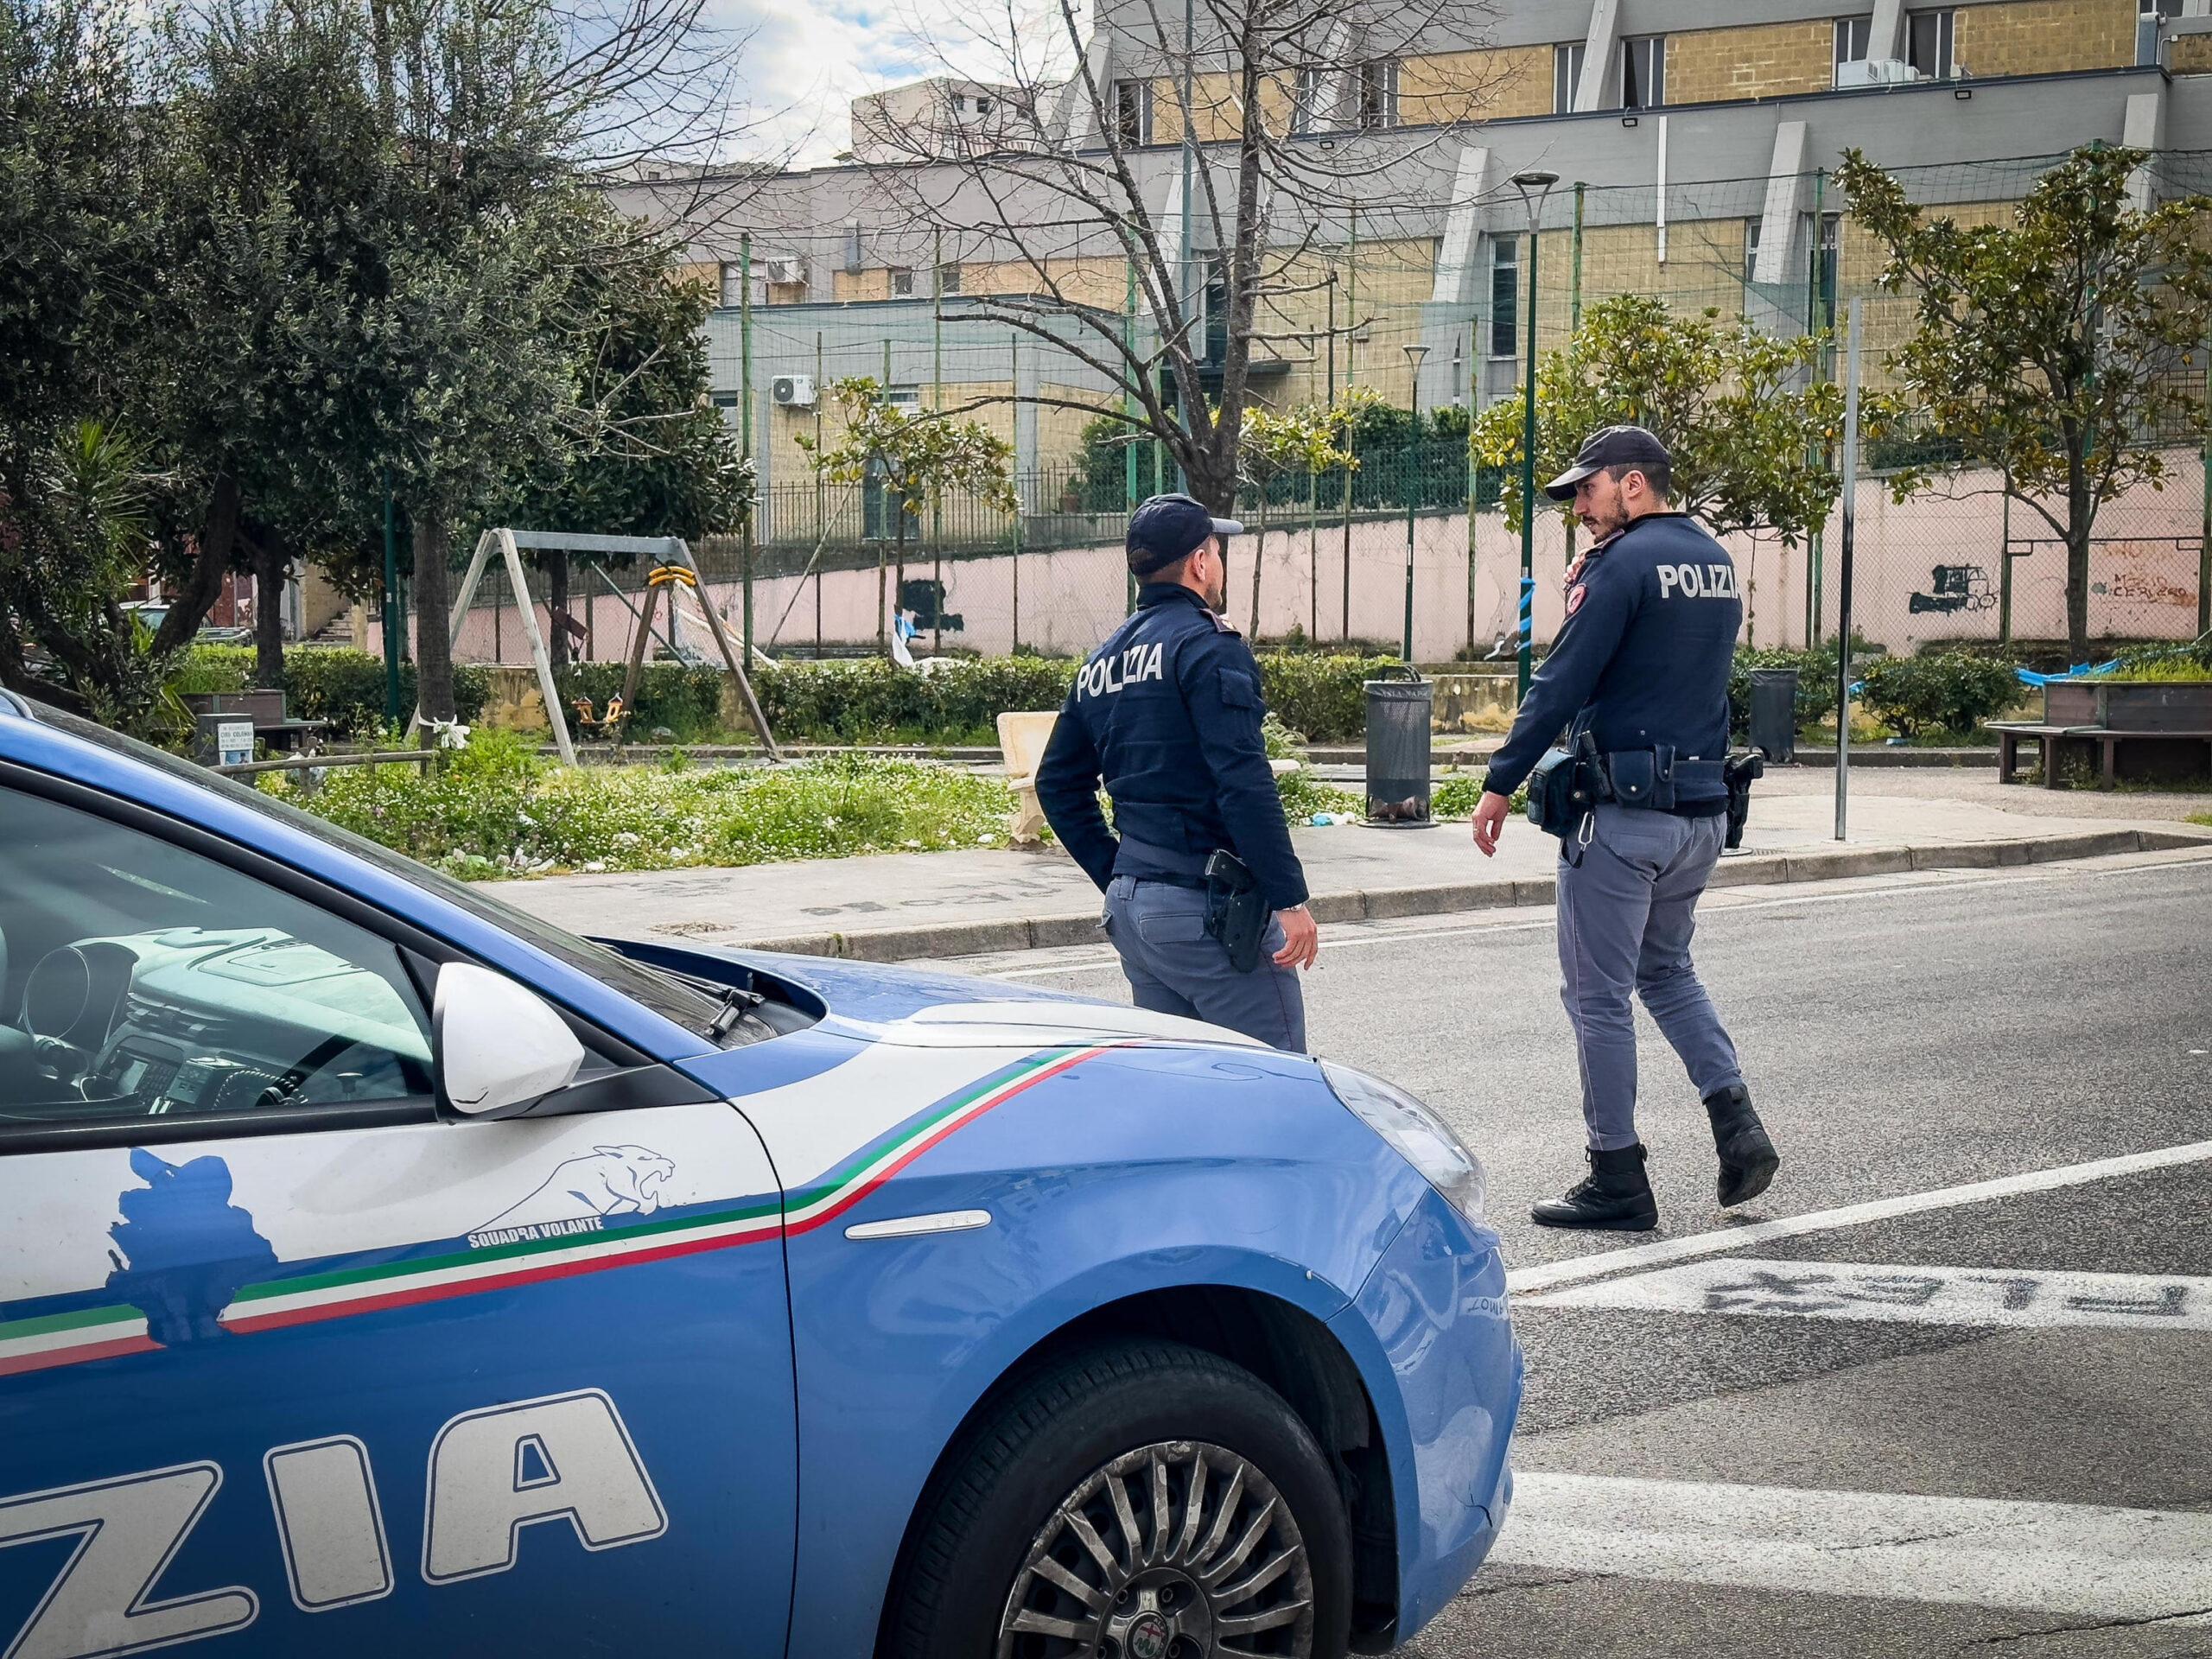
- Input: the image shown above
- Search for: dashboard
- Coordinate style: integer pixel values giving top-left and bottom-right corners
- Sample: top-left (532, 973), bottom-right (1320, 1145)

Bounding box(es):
top-left (3, 926), bottom-right (433, 1122)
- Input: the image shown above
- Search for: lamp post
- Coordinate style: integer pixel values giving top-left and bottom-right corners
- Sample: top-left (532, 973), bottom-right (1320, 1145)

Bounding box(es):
top-left (1510, 168), bottom-right (1558, 701)
top-left (1400, 343), bottom-right (1429, 663)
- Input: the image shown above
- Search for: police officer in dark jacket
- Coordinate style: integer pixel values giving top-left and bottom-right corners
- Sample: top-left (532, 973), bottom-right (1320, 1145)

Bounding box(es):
top-left (1471, 426), bottom-right (1779, 1230)
top-left (1035, 493), bottom-right (1319, 1050)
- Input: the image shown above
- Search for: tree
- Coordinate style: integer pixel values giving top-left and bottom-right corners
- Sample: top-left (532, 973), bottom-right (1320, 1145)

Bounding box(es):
top-left (1471, 295), bottom-right (1847, 545)
top-left (1239, 398), bottom-right (1355, 636)
top-left (799, 378), bottom-right (1015, 656)
top-left (1837, 143), bottom-right (2212, 658)
top-left (850, 0), bottom-right (1503, 513)
top-left (499, 217), bottom-right (754, 669)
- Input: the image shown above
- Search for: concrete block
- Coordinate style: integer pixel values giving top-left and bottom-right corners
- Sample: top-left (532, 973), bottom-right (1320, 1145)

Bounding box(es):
top-left (2027, 830), bottom-right (2136, 863)
top-left (847, 919), bottom-right (1035, 963)
top-left (1363, 882), bottom-right (1514, 920)
top-left (1027, 913), bottom-right (1105, 950)
top-left (1310, 893), bottom-right (1369, 925)
top-left (2139, 826), bottom-right (2212, 850)
top-left (1511, 876), bottom-right (1559, 907)
top-left (1707, 853), bottom-right (1785, 888)
top-left (1911, 842), bottom-right (2002, 870)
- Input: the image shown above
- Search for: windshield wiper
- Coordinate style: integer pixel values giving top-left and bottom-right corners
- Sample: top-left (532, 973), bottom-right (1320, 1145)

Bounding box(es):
top-left (708, 984), bottom-right (767, 1043)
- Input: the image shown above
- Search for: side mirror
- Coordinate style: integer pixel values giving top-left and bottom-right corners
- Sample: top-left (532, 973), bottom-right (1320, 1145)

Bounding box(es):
top-left (434, 963), bottom-right (586, 1119)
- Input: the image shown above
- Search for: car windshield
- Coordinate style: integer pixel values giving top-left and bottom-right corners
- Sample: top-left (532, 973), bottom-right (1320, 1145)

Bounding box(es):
top-left (16, 702), bottom-right (729, 1038)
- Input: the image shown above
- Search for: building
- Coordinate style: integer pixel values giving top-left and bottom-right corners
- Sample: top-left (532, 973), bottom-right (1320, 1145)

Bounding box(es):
top-left (612, 0), bottom-right (2212, 485)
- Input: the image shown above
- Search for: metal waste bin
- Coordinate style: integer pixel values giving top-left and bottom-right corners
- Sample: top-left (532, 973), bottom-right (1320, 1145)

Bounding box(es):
top-left (1747, 667), bottom-right (1797, 763)
top-left (1364, 666), bottom-right (1434, 825)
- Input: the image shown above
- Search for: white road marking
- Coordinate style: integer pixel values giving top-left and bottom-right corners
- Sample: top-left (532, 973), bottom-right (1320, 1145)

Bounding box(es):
top-left (982, 852), bottom-right (2212, 980)
top-left (1522, 1257), bottom-right (2212, 1331)
top-left (1492, 1473), bottom-right (2212, 1620)
top-left (1506, 1138), bottom-right (2212, 1296)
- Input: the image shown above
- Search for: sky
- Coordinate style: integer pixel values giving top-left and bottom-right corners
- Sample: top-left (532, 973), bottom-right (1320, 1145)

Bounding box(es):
top-left (713, 0), bottom-right (1078, 166)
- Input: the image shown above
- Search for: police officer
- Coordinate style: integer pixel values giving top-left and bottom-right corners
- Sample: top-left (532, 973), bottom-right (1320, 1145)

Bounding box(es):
top-left (1035, 493), bottom-right (1319, 1050)
top-left (1470, 426), bottom-right (1779, 1230)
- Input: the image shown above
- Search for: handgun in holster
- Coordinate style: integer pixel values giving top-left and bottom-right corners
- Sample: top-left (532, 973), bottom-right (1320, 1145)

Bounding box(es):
top-left (1723, 750), bottom-right (1764, 851)
top-left (1203, 849), bottom-right (1268, 974)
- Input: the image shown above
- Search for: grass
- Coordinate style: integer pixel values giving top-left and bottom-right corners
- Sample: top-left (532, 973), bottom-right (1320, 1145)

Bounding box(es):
top-left (264, 732), bottom-right (1021, 879)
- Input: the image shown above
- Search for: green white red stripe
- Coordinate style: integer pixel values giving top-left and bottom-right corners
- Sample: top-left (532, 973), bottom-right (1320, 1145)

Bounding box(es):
top-left (0, 1044), bottom-right (1107, 1379)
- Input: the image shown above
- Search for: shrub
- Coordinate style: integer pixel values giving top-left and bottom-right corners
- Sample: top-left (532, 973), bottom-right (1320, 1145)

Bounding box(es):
top-left (1255, 655), bottom-right (1401, 743)
top-left (1859, 652), bottom-right (2020, 738)
top-left (171, 645), bottom-right (489, 740)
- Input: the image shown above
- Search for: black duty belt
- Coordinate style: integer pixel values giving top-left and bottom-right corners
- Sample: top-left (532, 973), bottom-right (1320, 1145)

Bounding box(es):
top-left (1602, 750), bottom-right (1726, 810)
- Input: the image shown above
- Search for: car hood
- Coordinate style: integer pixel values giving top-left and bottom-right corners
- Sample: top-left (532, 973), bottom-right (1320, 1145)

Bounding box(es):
top-left (640, 942), bottom-right (1268, 1052)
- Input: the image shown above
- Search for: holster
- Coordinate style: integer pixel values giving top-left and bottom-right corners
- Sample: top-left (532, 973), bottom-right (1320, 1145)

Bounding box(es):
top-left (1203, 849), bottom-right (1268, 973)
top-left (1723, 750), bottom-right (1764, 851)
top-left (1526, 730), bottom-right (1611, 839)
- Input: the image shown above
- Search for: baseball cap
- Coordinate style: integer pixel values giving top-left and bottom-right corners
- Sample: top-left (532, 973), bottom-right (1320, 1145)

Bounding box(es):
top-left (1543, 424), bottom-right (1671, 501)
top-left (1126, 493), bottom-right (1244, 576)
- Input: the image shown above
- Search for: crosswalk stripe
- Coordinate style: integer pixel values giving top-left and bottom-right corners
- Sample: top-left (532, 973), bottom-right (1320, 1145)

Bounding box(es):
top-left (1492, 1473), bottom-right (2212, 1619)
top-left (1522, 1257), bottom-right (2212, 1331)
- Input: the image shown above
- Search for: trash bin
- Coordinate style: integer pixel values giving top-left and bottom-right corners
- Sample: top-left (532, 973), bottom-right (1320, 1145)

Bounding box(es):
top-left (1747, 667), bottom-right (1797, 763)
top-left (1364, 666), bottom-right (1434, 825)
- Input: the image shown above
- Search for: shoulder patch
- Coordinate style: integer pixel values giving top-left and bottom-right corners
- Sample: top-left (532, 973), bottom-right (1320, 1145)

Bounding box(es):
top-left (1210, 610), bottom-right (1242, 634)
top-left (1566, 583), bottom-right (1587, 617)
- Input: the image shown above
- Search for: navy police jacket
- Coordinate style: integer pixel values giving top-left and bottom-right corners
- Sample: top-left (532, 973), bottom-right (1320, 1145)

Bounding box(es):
top-left (1036, 583), bottom-right (1310, 911)
top-left (1483, 511), bottom-right (1742, 807)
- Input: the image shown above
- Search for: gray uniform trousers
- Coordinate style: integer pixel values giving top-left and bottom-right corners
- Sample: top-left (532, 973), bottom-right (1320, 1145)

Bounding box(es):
top-left (1555, 803), bottom-right (1745, 1150)
top-left (1100, 874), bottom-right (1306, 1052)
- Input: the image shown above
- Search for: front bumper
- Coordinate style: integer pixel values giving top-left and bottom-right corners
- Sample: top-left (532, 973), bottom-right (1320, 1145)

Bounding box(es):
top-left (1329, 1185), bottom-right (1523, 1643)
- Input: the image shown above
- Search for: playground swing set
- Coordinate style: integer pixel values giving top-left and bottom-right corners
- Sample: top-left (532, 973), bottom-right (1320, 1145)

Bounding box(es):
top-left (416, 528), bottom-right (780, 763)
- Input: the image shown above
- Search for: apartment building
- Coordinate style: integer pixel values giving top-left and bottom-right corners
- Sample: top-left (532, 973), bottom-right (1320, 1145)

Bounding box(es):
top-left (616, 0), bottom-right (2212, 487)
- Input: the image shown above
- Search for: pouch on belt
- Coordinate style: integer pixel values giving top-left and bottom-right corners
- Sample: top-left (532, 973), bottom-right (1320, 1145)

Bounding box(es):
top-left (1203, 849), bottom-right (1268, 973)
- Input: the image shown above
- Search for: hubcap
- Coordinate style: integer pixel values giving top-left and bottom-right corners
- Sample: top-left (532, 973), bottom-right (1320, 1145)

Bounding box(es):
top-left (996, 1440), bottom-right (1315, 1658)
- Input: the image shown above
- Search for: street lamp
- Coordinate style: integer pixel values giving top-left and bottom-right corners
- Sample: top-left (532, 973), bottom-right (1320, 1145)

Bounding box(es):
top-left (1400, 342), bottom-right (1429, 662)
top-left (1509, 168), bottom-right (1559, 701)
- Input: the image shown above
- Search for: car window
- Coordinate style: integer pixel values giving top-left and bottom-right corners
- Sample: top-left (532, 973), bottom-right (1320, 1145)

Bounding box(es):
top-left (21, 703), bottom-right (728, 1038)
top-left (0, 786), bottom-right (435, 1134)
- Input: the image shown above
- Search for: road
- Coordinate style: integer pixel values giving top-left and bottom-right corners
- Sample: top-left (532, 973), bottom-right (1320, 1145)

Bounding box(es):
top-left (944, 845), bottom-right (2212, 1657)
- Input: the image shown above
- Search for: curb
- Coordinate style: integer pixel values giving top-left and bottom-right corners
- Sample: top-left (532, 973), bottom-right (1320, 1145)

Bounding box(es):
top-left (732, 825), bottom-right (2212, 964)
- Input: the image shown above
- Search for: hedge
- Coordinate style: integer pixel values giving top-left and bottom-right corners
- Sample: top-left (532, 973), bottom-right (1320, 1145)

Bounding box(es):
top-left (1727, 646), bottom-right (1840, 738)
top-left (173, 645), bottom-right (491, 739)
top-left (1859, 652), bottom-right (2020, 738)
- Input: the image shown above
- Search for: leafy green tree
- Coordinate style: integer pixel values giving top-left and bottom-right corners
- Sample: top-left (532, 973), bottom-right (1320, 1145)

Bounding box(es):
top-left (799, 378), bottom-right (1015, 656)
top-left (1239, 399), bottom-right (1356, 633)
top-left (498, 215), bottom-right (754, 669)
top-left (1837, 143), bottom-right (2212, 658)
top-left (1471, 295), bottom-right (1846, 544)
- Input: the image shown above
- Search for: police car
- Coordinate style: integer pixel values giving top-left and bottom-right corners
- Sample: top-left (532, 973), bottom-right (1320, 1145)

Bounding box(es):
top-left (0, 691), bottom-right (1520, 1659)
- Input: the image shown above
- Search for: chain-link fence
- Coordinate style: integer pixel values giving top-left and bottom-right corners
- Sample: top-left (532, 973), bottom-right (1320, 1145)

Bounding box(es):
top-left (385, 146), bottom-right (2209, 674)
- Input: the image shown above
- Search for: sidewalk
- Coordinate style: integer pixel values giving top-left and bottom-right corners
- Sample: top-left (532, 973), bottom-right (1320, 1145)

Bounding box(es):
top-left (487, 786), bottom-right (2212, 963)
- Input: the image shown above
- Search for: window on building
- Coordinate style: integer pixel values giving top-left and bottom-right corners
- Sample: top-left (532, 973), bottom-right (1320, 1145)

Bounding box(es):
top-left (1114, 79), bottom-right (1153, 145)
top-left (2142, 2), bottom-right (2184, 67)
top-left (1203, 255), bottom-right (1230, 362)
top-left (1293, 65), bottom-right (1326, 133)
top-left (1620, 35), bottom-right (1664, 110)
top-left (890, 266), bottom-right (916, 297)
top-left (1489, 236), bottom-right (1519, 359)
top-left (1743, 217), bottom-right (1762, 286)
top-left (975, 96), bottom-right (993, 115)
top-left (1908, 9), bottom-right (1955, 79)
top-left (950, 93), bottom-right (966, 113)
top-left (718, 261), bottom-right (745, 308)
top-left (1357, 59), bottom-right (1400, 129)
top-left (937, 261), bottom-right (963, 296)
top-left (1834, 15), bottom-right (1872, 80)
top-left (1554, 41), bottom-right (1586, 112)
top-left (1801, 211), bottom-right (1841, 311)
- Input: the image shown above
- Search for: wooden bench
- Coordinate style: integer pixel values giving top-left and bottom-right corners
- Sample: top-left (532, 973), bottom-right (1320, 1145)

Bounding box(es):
top-left (1990, 721), bottom-right (2212, 789)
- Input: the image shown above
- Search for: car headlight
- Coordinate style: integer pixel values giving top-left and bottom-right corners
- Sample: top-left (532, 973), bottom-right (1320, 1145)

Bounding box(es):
top-left (1321, 1061), bottom-right (1488, 1227)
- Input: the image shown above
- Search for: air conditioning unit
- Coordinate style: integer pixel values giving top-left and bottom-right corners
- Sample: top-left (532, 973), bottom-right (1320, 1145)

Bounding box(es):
top-left (1837, 57), bottom-right (1922, 86)
top-left (772, 374), bottom-right (816, 408)
top-left (766, 257), bottom-right (804, 285)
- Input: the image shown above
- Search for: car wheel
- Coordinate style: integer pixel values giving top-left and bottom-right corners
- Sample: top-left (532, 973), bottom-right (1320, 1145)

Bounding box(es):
top-left (880, 1338), bottom-right (1352, 1659)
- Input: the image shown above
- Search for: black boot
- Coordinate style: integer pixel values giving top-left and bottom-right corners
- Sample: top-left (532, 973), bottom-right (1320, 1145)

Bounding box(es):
top-left (1704, 1084), bottom-right (1779, 1208)
top-left (1531, 1144), bottom-right (1658, 1231)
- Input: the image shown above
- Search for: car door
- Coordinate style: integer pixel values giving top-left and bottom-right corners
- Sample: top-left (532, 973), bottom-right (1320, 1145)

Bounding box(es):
top-left (0, 777), bottom-right (796, 1659)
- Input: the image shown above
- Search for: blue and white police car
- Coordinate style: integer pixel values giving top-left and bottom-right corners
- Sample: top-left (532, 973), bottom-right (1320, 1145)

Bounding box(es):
top-left (0, 690), bottom-right (1520, 1659)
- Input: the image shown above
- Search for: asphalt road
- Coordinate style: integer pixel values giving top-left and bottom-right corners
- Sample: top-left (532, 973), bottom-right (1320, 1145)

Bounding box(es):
top-left (947, 845), bottom-right (2212, 1657)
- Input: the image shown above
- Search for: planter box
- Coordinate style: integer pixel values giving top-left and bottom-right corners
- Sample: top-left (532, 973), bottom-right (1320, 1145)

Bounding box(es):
top-left (182, 688), bottom-right (287, 726)
top-left (2042, 678), bottom-right (2212, 733)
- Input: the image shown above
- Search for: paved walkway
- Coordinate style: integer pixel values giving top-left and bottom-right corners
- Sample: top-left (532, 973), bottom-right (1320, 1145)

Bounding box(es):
top-left (487, 783), bottom-right (2212, 960)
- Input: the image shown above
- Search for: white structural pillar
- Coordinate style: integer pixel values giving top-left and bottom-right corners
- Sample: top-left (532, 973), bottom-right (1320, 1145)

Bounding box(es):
top-left (2124, 89), bottom-right (2167, 212)
top-left (1867, 0), bottom-right (1908, 62)
top-left (1058, 31), bottom-right (1112, 148)
top-left (1429, 145), bottom-right (1493, 305)
top-left (1751, 120), bottom-right (1810, 287)
top-left (1574, 0), bottom-right (1619, 112)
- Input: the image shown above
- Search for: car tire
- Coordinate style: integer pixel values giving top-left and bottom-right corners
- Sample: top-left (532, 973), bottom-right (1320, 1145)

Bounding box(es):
top-left (880, 1338), bottom-right (1353, 1659)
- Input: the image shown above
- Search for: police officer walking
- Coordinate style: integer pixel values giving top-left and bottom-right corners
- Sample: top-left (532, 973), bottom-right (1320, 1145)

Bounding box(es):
top-left (1036, 493), bottom-right (1319, 1050)
top-left (1470, 426), bottom-right (1779, 1230)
